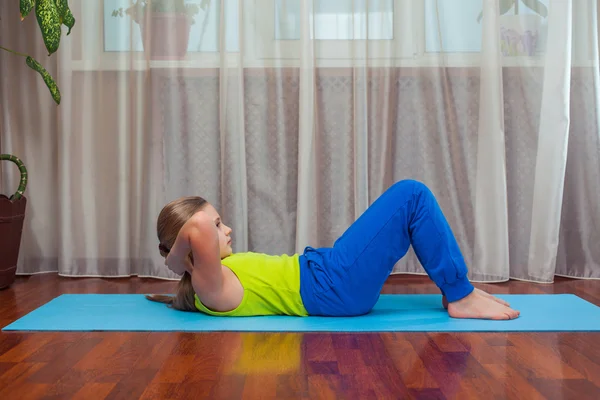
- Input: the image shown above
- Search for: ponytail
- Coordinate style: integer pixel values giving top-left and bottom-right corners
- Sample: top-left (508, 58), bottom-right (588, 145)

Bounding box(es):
top-left (146, 272), bottom-right (198, 312)
top-left (153, 195), bottom-right (209, 312)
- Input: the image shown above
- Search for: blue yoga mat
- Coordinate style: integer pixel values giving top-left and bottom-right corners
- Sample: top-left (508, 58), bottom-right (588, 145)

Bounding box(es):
top-left (3, 294), bottom-right (600, 332)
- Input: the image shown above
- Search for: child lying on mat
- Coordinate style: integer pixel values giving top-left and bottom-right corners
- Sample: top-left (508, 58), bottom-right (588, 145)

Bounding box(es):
top-left (147, 180), bottom-right (520, 320)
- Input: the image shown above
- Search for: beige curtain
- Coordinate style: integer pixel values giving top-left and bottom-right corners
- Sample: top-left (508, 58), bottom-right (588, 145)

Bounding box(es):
top-left (1, 0), bottom-right (599, 283)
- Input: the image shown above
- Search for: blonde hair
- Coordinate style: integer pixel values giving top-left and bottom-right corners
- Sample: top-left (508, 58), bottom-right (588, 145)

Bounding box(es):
top-left (146, 196), bottom-right (208, 311)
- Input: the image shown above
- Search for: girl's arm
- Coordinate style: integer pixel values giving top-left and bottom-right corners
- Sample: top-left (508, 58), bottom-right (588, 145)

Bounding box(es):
top-left (169, 212), bottom-right (224, 291)
top-left (169, 212), bottom-right (242, 311)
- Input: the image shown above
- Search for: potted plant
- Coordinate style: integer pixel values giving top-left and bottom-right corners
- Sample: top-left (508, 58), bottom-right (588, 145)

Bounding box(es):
top-left (0, 155), bottom-right (28, 289)
top-left (0, 0), bottom-right (74, 289)
top-left (112, 0), bottom-right (209, 60)
top-left (478, 0), bottom-right (548, 56)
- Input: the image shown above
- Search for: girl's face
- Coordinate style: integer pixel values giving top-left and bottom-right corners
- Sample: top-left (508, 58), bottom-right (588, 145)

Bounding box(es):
top-left (201, 204), bottom-right (233, 259)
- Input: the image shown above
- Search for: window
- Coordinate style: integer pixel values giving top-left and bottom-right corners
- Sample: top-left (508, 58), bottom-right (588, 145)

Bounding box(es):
top-left (84, 0), bottom-right (595, 70)
top-left (254, 0), bottom-right (415, 60)
top-left (424, 0), bottom-right (484, 53)
top-left (103, 0), bottom-right (240, 53)
top-left (424, 0), bottom-right (551, 55)
top-left (274, 0), bottom-right (394, 40)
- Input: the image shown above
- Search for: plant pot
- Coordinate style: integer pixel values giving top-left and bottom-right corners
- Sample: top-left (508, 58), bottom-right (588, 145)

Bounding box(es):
top-left (499, 14), bottom-right (545, 56)
top-left (0, 155), bottom-right (28, 290)
top-left (139, 13), bottom-right (192, 60)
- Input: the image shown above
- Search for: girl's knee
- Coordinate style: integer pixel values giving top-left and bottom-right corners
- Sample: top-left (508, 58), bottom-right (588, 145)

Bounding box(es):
top-left (391, 179), bottom-right (431, 196)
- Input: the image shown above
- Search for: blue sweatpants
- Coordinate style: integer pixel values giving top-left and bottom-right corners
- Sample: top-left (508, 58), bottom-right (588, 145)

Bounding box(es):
top-left (299, 179), bottom-right (475, 317)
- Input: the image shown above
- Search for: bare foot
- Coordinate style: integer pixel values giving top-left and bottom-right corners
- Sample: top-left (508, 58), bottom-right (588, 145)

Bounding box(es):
top-left (442, 288), bottom-right (510, 309)
top-left (446, 289), bottom-right (520, 320)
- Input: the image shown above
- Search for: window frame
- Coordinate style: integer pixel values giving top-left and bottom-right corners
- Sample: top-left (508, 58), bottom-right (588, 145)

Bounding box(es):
top-left (70, 0), bottom-right (598, 71)
top-left (252, 0), bottom-right (417, 61)
top-left (74, 0), bottom-right (243, 71)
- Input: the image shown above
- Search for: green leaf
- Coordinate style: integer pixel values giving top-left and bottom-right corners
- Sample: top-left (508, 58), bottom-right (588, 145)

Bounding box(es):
top-left (20, 0), bottom-right (35, 20)
top-left (54, 0), bottom-right (66, 22)
top-left (499, 0), bottom-right (516, 15)
top-left (521, 0), bottom-right (548, 17)
top-left (35, 0), bottom-right (62, 55)
top-left (477, 0), bottom-right (514, 23)
top-left (0, 154), bottom-right (28, 200)
top-left (26, 56), bottom-right (61, 105)
top-left (54, 0), bottom-right (75, 35)
top-left (62, 10), bottom-right (75, 35)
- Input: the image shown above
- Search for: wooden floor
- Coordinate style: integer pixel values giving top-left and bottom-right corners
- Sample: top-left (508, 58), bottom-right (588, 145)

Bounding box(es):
top-left (0, 274), bottom-right (599, 400)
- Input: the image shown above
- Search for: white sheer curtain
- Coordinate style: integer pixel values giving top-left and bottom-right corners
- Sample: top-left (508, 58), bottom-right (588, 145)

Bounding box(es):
top-left (1, 0), bottom-right (599, 283)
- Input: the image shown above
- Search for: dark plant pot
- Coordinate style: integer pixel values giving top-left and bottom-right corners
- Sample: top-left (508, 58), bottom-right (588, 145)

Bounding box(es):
top-left (0, 154), bottom-right (28, 290)
top-left (139, 13), bottom-right (192, 60)
top-left (0, 195), bottom-right (26, 289)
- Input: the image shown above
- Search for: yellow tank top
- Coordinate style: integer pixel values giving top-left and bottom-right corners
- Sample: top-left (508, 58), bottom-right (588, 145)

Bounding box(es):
top-left (194, 252), bottom-right (308, 317)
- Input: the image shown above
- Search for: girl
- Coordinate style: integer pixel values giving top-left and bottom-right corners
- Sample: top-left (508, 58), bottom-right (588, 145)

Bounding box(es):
top-left (148, 180), bottom-right (520, 320)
